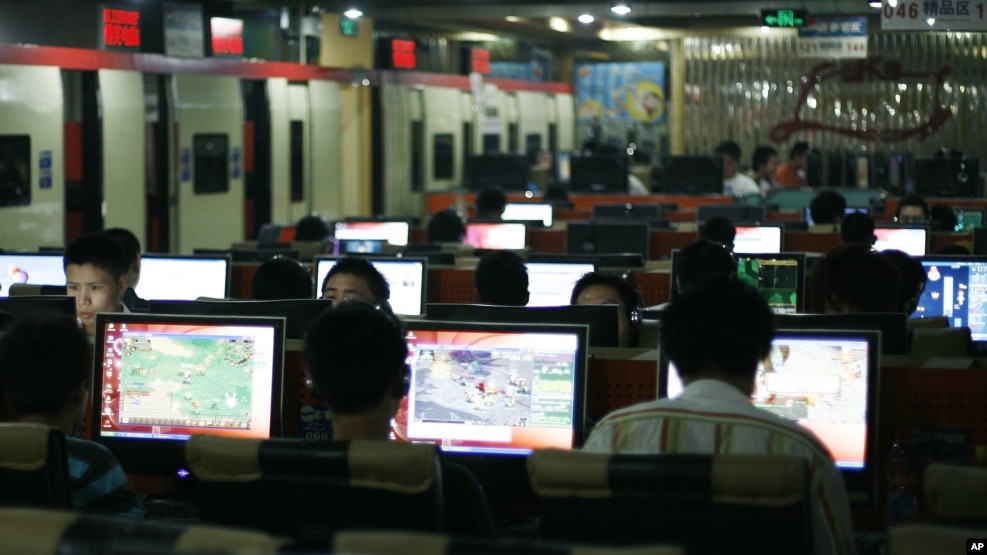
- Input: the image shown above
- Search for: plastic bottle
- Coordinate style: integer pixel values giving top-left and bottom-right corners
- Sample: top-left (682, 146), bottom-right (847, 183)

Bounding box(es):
top-left (887, 430), bottom-right (918, 527)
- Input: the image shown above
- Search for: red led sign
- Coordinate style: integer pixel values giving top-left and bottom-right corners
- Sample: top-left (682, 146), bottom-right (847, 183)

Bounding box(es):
top-left (471, 48), bottom-right (491, 75)
top-left (103, 7), bottom-right (141, 48)
top-left (392, 39), bottom-right (417, 69)
top-left (211, 17), bottom-right (244, 56)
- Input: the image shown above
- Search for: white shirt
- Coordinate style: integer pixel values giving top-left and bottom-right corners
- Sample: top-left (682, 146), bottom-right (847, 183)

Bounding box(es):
top-left (584, 379), bottom-right (857, 555)
top-left (723, 172), bottom-right (760, 197)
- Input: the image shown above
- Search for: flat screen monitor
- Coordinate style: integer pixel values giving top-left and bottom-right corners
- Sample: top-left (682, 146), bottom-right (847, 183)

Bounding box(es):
top-left (426, 303), bottom-right (618, 348)
top-left (135, 254), bottom-right (231, 301)
top-left (464, 222), bottom-right (527, 250)
top-left (335, 238), bottom-right (385, 255)
top-left (914, 255), bottom-right (987, 352)
top-left (660, 329), bottom-right (880, 506)
top-left (914, 157), bottom-right (980, 198)
top-left (735, 253), bottom-right (804, 314)
top-left (502, 203), bottom-right (553, 227)
top-left (773, 312), bottom-right (908, 355)
top-left (315, 256), bottom-right (427, 317)
top-left (954, 208), bottom-right (984, 232)
top-left (527, 252), bottom-right (645, 268)
top-left (92, 312), bottom-right (285, 476)
top-left (803, 206), bottom-right (870, 226)
top-left (873, 226), bottom-right (928, 256)
top-left (525, 262), bottom-right (596, 307)
top-left (333, 221), bottom-right (410, 247)
top-left (570, 154), bottom-right (628, 194)
top-left (398, 319), bottom-right (588, 454)
top-left (696, 204), bottom-right (766, 224)
top-left (149, 299), bottom-right (333, 340)
top-left (194, 249), bottom-right (301, 263)
top-left (0, 253), bottom-right (65, 298)
top-left (0, 295), bottom-right (75, 332)
top-left (733, 224), bottom-right (784, 254)
top-left (661, 155), bottom-right (724, 195)
top-left (469, 154), bottom-right (530, 191)
top-left (592, 203), bottom-right (662, 221)
top-left (555, 151), bottom-right (572, 185)
top-left (565, 221), bottom-right (650, 260)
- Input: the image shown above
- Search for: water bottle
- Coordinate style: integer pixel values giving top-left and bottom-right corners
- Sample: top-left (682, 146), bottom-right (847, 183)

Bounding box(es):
top-left (887, 430), bottom-right (918, 527)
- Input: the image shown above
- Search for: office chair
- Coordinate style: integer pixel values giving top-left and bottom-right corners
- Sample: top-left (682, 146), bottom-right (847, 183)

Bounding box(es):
top-left (334, 530), bottom-right (685, 555)
top-left (0, 424), bottom-right (71, 508)
top-left (0, 508), bottom-right (288, 554)
top-left (186, 435), bottom-right (445, 550)
top-left (528, 450), bottom-right (812, 554)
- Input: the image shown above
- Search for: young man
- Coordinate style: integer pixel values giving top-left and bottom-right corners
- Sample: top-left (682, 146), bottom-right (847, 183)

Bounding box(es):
top-left (773, 142), bottom-right (810, 189)
top-left (63, 233), bottom-right (131, 335)
top-left (252, 256), bottom-right (314, 300)
top-left (0, 315), bottom-right (144, 516)
top-left (583, 276), bottom-right (855, 554)
top-left (749, 145), bottom-right (778, 197)
top-left (895, 194), bottom-right (930, 225)
top-left (320, 256), bottom-right (390, 307)
top-left (474, 250), bottom-right (529, 306)
top-left (570, 272), bottom-right (642, 348)
top-left (101, 227), bottom-right (149, 313)
top-left (714, 140), bottom-right (759, 198)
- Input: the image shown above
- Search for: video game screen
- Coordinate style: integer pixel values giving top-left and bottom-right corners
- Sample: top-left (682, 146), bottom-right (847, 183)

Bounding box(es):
top-left (94, 314), bottom-right (284, 443)
top-left (914, 256), bottom-right (987, 342)
top-left (334, 221), bottom-right (410, 247)
top-left (955, 208), bottom-right (984, 232)
top-left (135, 255), bottom-right (230, 301)
top-left (664, 330), bottom-right (877, 471)
top-left (525, 262), bottom-right (595, 307)
top-left (874, 227), bottom-right (927, 256)
top-left (733, 225), bottom-right (783, 254)
top-left (735, 254), bottom-right (804, 314)
top-left (397, 321), bottom-right (587, 455)
top-left (464, 222), bottom-right (527, 250)
top-left (502, 203), bottom-right (553, 227)
top-left (315, 256), bottom-right (426, 317)
top-left (0, 253), bottom-right (65, 297)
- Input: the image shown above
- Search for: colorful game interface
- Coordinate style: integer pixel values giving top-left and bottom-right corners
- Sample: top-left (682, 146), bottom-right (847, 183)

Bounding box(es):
top-left (736, 256), bottom-right (801, 314)
top-left (874, 227), bottom-right (927, 256)
top-left (733, 226), bottom-right (782, 254)
top-left (464, 223), bottom-right (527, 250)
top-left (914, 258), bottom-right (987, 341)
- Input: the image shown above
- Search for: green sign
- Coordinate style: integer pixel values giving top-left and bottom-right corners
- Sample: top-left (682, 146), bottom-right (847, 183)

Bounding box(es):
top-left (760, 8), bottom-right (807, 28)
top-left (339, 18), bottom-right (358, 37)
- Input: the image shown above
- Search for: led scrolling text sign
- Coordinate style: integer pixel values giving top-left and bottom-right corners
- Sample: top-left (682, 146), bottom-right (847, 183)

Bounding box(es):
top-left (103, 8), bottom-right (141, 48)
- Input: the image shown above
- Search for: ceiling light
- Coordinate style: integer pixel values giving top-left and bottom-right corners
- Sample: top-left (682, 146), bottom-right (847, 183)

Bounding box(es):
top-left (578, 14), bottom-right (595, 24)
top-left (549, 16), bottom-right (570, 32)
top-left (869, 0), bottom-right (881, 7)
top-left (611, 2), bottom-right (631, 16)
top-left (343, 8), bottom-right (363, 19)
top-left (505, 16), bottom-right (520, 22)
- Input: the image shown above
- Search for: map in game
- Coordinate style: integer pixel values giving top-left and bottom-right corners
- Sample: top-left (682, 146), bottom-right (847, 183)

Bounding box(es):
top-left (117, 334), bottom-right (255, 430)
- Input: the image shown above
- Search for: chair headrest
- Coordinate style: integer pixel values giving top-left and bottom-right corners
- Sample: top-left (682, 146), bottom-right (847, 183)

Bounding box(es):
top-left (924, 463), bottom-right (987, 519)
top-left (0, 424), bottom-right (60, 471)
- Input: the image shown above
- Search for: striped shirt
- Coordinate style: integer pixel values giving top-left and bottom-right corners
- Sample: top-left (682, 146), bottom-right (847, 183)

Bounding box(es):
top-left (583, 379), bottom-right (856, 555)
top-left (67, 438), bottom-right (145, 518)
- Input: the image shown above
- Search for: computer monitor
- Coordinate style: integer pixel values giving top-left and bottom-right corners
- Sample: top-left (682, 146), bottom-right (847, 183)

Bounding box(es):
top-left (193, 249), bottom-right (301, 263)
top-left (315, 256), bottom-right (427, 317)
top-left (135, 254), bottom-right (231, 301)
top-left (148, 299), bottom-right (333, 340)
top-left (92, 312), bottom-right (286, 477)
top-left (502, 203), bottom-right (553, 227)
top-left (525, 262), bottom-right (596, 307)
top-left (873, 226), bottom-right (928, 256)
top-left (426, 303), bottom-right (619, 348)
top-left (469, 154), bottom-right (530, 192)
top-left (914, 255), bottom-right (987, 352)
top-left (555, 151), bottom-right (572, 185)
top-left (592, 203), bottom-right (663, 221)
top-left (954, 208), bottom-right (984, 232)
top-left (696, 204), bottom-right (766, 224)
top-left (773, 312), bottom-right (908, 356)
top-left (333, 221), bottom-right (410, 247)
top-left (735, 253), bottom-right (804, 314)
top-left (914, 157), bottom-right (980, 198)
top-left (565, 221), bottom-right (650, 260)
top-left (335, 238), bottom-right (385, 255)
top-left (661, 155), bottom-right (724, 195)
top-left (398, 319), bottom-right (588, 454)
top-left (0, 253), bottom-right (65, 298)
top-left (733, 224), bottom-right (784, 254)
top-left (660, 329), bottom-right (880, 506)
top-left (527, 252), bottom-right (645, 268)
top-left (803, 206), bottom-right (870, 226)
top-left (570, 154), bottom-right (628, 194)
top-left (464, 222), bottom-right (527, 250)
top-left (0, 295), bottom-right (75, 332)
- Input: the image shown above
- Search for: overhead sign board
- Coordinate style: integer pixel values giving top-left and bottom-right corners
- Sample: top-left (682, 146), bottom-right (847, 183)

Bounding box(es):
top-left (881, 0), bottom-right (987, 30)
top-left (798, 16), bottom-right (868, 59)
top-left (761, 9), bottom-right (808, 27)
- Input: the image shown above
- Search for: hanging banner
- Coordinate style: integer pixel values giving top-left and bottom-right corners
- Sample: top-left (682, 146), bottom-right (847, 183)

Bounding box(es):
top-left (575, 62), bottom-right (666, 123)
top-left (882, 0), bottom-right (987, 31)
top-left (798, 16), bottom-right (868, 59)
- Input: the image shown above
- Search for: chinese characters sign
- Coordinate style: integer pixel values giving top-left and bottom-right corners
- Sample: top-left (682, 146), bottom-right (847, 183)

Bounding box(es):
top-left (210, 17), bottom-right (244, 57)
top-left (881, 0), bottom-right (987, 30)
top-left (798, 17), bottom-right (867, 59)
top-left (102, 5), bottom-right (141, 50)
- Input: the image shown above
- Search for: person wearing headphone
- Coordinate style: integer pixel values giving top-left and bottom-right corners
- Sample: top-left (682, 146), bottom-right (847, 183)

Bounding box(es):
top-left (570, 272), bottom-right (643, 348)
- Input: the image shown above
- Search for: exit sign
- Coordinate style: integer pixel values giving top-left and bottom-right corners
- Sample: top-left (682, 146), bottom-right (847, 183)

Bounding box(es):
top-left (761, 8), bottom-right (808, 28)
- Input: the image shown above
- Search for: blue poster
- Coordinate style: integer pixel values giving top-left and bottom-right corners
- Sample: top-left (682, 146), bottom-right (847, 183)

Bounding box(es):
top-left (575, 62), bottom-right (666, 123)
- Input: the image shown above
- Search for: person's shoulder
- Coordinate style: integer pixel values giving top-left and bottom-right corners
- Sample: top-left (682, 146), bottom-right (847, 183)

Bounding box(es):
top-left (66, 437), bottom-right (119, 461)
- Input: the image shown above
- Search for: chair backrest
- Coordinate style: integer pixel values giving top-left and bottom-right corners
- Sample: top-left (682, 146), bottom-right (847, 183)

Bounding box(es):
top-left (888, 524), bottom-right (987, 555)
top-left (0, 508), bottom-right (288, 555)
top-left (910, 326), bottom-right (972, 358)
top-left (186, 435), bottom-right (445, 550)
top-left (334, 530), bottom-right (685, 555)
top-left (924, 463), bottom-right (987, 520)
top-left (528, 450), bottom-right (812, 554)
top-left (8, 284), bottom-right (67, 296)
top-left (0, 424), bottom-right (71, 508)
top-left (906, 316), bottom-right (949, 330)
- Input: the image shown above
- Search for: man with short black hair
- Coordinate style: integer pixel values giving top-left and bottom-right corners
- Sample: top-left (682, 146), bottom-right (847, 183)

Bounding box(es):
top-left (773, 142), bottom-right (810, 188)
top-left (101, 227), bottom-right (150, 313)
top-left (321, 256), bottom-right (390, 307)
top-left (750, 145), bottom-right (778, 197)
top-left (809, 190), bottom-right (847, 226)
top-left (474, 250), bottom-right (529, 306)
top-left (570, 272), bottom-right (642, 348)
top-left (895, 194), bottom-right (930, 225)
top-left (64, 233), bottom-right (131, 335)
top-left (253, 257), bottom-right (314, 300)
top-left (714, 140), bottom-right (759, 198)
top-left (840, 212), bottom-right (876, 246)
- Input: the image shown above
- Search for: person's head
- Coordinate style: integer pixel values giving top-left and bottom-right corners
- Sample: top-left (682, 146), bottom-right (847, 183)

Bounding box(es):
top-left (840, 212), bottom-right (876, 246)
top-left (698, 217), bottom-right (737, 252)
top-left (251, 257), bottom-right (313, 300)
top-left (676, 239), bottom-right (737, 295)
top-left (811, 244), bottom-right (902, 314)
top-left (809, 190), bottom-right (848, 225)
top-left (896, 195), bottom-right (929, 225)
top-left (320, 256), bottom-right (389, 304)
top-left (475, 187), bottom-right (508, 220)
top-left (930, 204), bottom-right (958, 232)
top-left (303, 300), bottom-right (409, 437)
top-left (788, 142), bottom-right (811, 168)
top-left (295, 214), bottom-right (331, 242)
top-left (877, 249), bottom-right (927, 315)
top-left (63, 233), bottom-right (130, 334)
top-left (662, 276), bottom-right (774, 395)
top-left (101, 227), bottom-right (141, 289)
top-left (751, 146), bottom-right (778, 179)
top-left (0, 315), bottom-right (90, 429)
top-left (714, 140), bottom-right (742, 179)
top-left (427, 209), bottom-right (466, 243)
top-left (570, 272), bottom-right (643, 348)
top-left (474, 250), bottom-right (529, 306)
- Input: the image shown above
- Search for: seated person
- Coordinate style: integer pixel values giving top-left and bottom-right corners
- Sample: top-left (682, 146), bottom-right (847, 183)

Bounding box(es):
top-left (840, 212), bottom-right (876, 246)
top-left (749, 145), bottom-right (778, 198)
top-left (303, 300), bottom-right (494, 536)
top-left (895, 195), bottom-right (929, 225)
top-left (878, 249), bottom-right (927, 316)
top-left (808, 190), bottom-right (847, 226)
top-left (677, 239), bottom-right (737, 295)
top-left (474, 250), bottom-right (529, 306)
top-left (570, 272), bottom-right (643, 348)
top-left (427, 209), bottom-right (466, 243)
top-left (772, 142), bottom-right (810, 189)
top-left (0, 315), bottom-right (144, 517)
top-left (252, 257), bottom-right (314, 300)
top-left (930, 204), bottom-right (958, 232)
top-left (320, 256), bottom-right (390, 308)
top-left (698, 217), bottom-right (737, 253)
top-left (101, 227), bottom-right (149, 313)
top-left (474, 187), bottom-right (508, 220)
top-left (582, 276), bottom-right (855, 554)
top-left (715, 140), bottom-right (759, 197)
top-left (295, 214), bottom-right (331, 242)
top-left (63, 233), bottom-right (130, 335)
top-left (809, 244), bottom-right (902, 314)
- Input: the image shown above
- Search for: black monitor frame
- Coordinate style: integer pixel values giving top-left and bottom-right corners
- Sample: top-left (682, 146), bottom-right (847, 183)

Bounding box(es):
top-left (148, 299), bottom-right (333, 340)
top-left (426, 303), bottom-right (619, 348)
top-left (735, 252), bottom-right (805, 314)
top-left (592, 203), bottom-right (663, 221)
top-left (696, 204), bottom-right (767, 224)
top-left (914, 255), bottom-right (987, 353)
top-left (135, 253), bottom-right (232, 301)
top-left (732, 223), bottom-right (785, 255)
top-left (0, 295), bottom-right (76, 331)
top-left (0, 252), bottom-right (66, 298)
top-left (315, 255), bottom-right (428, 317)
top-left (526, 252), bottom-right (645, 269)
top-left (914, 156), bottom-right (980, 198)
top-left (469, 153), bottom-right (530, 192)
top-left (565, 220), bottom-right (650, 261)
top-left (570, 154), bottom-right (628, 194)
top-left (661, 155), bottom-right (724, 196)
